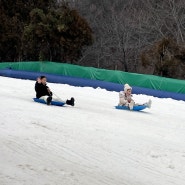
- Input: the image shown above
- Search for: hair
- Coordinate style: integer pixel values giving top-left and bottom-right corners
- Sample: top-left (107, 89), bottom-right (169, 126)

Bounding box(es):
top-left (40, 76), bottom-right (46, 79)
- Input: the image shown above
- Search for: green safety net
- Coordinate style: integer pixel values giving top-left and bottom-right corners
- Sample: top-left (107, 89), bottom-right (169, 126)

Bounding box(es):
top-left (0, 61), bottom-right (185, 94)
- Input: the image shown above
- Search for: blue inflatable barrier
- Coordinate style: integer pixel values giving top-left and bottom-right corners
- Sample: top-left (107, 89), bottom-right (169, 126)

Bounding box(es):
top-left (0, 68), bottom-right (185, 101)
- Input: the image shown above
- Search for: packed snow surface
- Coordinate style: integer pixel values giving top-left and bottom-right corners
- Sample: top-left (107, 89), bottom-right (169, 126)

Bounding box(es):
top-left (0, 76), bottom-right (185, 185)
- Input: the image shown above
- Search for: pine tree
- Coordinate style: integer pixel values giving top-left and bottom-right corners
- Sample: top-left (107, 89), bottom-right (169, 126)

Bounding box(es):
top-left (0, 0), bottom-right (93, 62)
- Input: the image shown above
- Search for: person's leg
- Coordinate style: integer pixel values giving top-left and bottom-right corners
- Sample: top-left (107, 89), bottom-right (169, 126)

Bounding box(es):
top-left (66, 97), bottom-right (75, 106)
top-left (142, 99), bottom-right (152, 108)
top-left (128, 100), bottom-right (135, 110)
top-left (52, 97), bottom-right (65, 103)
top-left (52, 96), bottom-right (74, 106)
top-left (146, 99), bottom-right (152, 108)
top-left (39, 95), bottom-right (52, 105)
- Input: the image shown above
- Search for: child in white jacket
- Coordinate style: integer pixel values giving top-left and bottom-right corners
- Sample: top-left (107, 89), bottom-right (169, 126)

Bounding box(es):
top-left (119, 84), bottom-right (135, 109)
top-left (118, 83), bottom-right (152, 110)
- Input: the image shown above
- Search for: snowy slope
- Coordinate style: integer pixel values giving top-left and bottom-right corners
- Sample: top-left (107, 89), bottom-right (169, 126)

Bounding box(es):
top-left (0, 76), bottom-right (185, 185)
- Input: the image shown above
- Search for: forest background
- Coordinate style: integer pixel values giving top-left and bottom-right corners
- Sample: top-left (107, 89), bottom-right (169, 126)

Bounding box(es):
top-left (1, 0), bottom-right (185, 79)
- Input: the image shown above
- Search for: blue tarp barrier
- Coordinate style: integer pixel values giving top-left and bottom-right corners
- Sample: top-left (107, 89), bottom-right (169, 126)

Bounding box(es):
top-left (0, 69), bottom-right (185, 101)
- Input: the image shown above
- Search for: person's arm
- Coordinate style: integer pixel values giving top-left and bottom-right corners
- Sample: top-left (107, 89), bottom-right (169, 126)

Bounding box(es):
top-left (127, 95), bottom-right (134, 103)
top-left (119, 91), bottom-right (128, 105)
top-left (46, 86), bottom-right (52, 96)
top-left (35, 81), bottom-right (41, 92)
top-left (37, 77), bottom-right (41, 83)
top-left (35, 78), bottom-right (41, 92)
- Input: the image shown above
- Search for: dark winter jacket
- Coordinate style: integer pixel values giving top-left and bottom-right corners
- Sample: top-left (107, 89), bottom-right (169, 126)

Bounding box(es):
top-left (35, 82), bottom-right (52, 98)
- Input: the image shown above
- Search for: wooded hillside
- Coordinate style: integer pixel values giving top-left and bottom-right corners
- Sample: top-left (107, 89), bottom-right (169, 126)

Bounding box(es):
top-left (1, 0), bottom-right (185, 79)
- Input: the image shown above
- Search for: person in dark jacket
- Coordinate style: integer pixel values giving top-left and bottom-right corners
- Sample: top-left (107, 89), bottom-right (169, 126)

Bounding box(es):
top-left (35, 76), bottom-right (75, 106)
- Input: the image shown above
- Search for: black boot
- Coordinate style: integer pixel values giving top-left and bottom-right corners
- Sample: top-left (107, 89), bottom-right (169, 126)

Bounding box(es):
top-left (66, 97), bottom-right (75, 106)
top-left (71, 97), bottom-right (75, 106)
top-left (46, 96), bottom-right (52, 105)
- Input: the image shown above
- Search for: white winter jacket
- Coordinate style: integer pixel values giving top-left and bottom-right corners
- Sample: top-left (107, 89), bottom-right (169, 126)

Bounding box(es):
top-left (119, 91), bottom-right (134, 106)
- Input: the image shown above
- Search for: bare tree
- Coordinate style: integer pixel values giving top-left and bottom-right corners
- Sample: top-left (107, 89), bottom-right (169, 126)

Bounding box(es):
top-left (65, 0), bottom-right (185, 78)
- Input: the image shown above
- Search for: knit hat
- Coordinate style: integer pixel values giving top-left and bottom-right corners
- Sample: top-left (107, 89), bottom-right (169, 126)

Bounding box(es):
top-left (124, 83), bottom-right (132, 92)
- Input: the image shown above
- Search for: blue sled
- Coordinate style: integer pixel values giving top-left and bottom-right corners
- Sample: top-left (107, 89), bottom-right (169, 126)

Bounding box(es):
top-left (33, 98), bottom-right (65, 106)
top-left (115, 105), bottom-right (147, 111)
